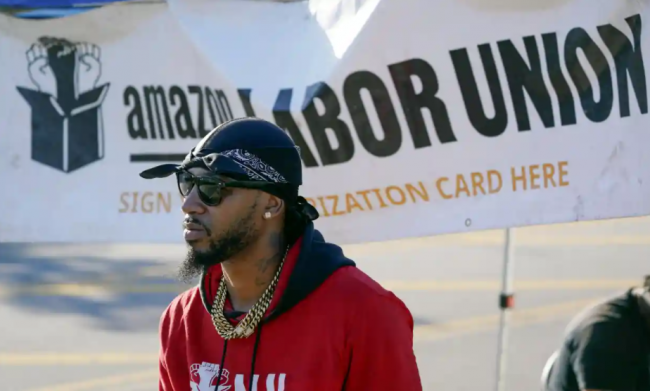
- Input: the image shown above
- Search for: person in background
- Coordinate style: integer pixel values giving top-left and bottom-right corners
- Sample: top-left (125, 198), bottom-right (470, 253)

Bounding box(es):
top-left (544, 275), bottom-right (650, 391)
top-left (139, 117), bottom-right (422, 391)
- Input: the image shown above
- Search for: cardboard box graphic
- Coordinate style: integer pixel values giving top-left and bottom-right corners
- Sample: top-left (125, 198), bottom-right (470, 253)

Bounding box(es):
top-left (18, 83), bottom-right (110, 173)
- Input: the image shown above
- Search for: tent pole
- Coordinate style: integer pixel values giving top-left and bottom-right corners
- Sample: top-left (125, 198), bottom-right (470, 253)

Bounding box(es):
top-left (495, 228), bottom-right (516, 391)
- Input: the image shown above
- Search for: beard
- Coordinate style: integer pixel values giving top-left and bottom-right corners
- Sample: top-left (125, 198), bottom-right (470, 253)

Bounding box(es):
top-left (178, 207), bottom-right (260, 284)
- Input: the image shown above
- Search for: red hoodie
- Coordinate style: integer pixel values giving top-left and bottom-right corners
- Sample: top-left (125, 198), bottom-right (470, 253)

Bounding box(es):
top-left (159, 224), bottom-right (422, 390)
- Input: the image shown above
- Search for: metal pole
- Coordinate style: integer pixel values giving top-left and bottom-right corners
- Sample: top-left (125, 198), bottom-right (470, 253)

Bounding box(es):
top-left (495, 228), bottom-right (516, 391)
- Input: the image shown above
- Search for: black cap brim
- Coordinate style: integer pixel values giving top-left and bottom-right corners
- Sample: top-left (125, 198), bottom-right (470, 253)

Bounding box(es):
top-left (138, 154), bottom-right (251, 180)
top-left (139, 164), bottom-right (181, 179)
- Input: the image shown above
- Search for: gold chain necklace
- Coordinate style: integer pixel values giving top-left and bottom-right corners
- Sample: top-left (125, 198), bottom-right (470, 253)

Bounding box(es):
top-left (210, 247), bottom-right (289, 340)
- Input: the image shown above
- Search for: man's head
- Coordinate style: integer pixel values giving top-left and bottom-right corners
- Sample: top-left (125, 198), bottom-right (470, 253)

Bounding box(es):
top-left (138, 117), bottom-right (318, 283)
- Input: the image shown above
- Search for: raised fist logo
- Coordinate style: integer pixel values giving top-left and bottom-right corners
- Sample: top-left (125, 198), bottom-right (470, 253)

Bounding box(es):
top-left (26, 43), bottom-right (56, 97)
top-left (189, 362), bottom-right (231, 391)
top-left (26, 37), bottom-right (102, 104)
top-left (17, 36), bottom-right (110, 174)
top-left (76, 42), bottom-right (102, 93)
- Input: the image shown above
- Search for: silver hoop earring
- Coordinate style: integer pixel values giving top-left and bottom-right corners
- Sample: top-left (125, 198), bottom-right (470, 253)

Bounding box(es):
top-left (264, 212), bottom-right (271, 219)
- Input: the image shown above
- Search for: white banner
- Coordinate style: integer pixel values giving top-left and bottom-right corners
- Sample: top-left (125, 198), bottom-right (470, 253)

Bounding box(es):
top-left (1, 0), bottom-right (649, 244)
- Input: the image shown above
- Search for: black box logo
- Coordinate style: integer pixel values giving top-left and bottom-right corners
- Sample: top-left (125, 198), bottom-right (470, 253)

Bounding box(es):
top-left (17, 36), bottom-right (110, 173)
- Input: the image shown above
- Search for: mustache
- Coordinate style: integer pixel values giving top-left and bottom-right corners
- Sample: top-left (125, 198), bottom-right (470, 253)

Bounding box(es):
top-left (183, 217), bottom-right (212, 235)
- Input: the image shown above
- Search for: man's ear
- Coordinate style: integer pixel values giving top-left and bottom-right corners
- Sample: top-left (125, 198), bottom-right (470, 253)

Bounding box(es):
top-left (262, 193), bottom-right (284, 219)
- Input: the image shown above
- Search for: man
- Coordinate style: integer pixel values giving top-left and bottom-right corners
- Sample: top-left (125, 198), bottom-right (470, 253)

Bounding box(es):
top-left (139, 117), bottom-right (422, 391)
top-left (544, 276), bottom-right (650, 391)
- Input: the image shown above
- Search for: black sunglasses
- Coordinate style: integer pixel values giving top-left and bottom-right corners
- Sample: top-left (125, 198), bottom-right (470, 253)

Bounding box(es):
top-left (176, 171), bottom-right (275, 206)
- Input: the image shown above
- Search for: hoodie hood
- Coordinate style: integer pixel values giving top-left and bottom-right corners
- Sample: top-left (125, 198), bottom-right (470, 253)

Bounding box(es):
top-left (198, 221), bottom-right (356, 322)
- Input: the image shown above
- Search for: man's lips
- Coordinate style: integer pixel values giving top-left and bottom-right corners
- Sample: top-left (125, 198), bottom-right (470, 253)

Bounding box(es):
top-left (183, 222), bottom-right (205, 231)
top-left (183, 221), bottom-right (207, 241)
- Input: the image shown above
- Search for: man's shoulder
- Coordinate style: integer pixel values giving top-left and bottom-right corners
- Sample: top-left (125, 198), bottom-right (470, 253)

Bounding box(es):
top-left (324, 266), bottom-right (390, 296)
top-left (550, 290), bottom-right (649, 391)
top-left (317, 267), bottom-right (415, 339)
top-left (321, 266), bottom-right (409, 312)
top-left (160, 285), bottom-right (203, 325)
top-left (158, 286), bottom-right (205, 351)
top-left (565, 290), bottom-right (639, 343)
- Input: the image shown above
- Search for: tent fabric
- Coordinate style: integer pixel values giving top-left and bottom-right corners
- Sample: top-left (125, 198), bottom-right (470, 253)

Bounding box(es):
top-left (0, 0), bottom-right (296, 19)
top-left (8, 8), bottom-right (97, 18)
top-left (0, 0), bottom-right (127, 6)
top-left (0, 0), bottom-right (138, 19)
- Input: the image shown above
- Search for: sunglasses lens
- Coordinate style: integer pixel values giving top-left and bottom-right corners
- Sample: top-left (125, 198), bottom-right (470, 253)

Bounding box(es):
top-left (177, 173), bottom-right (193, 196)
top-left (198, 183), bottom-right (223, 205)
top-left (176, 172), bottom-right (225, 206)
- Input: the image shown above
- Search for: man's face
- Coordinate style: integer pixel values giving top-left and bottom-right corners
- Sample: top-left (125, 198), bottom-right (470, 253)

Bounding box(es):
top-left (178, 167), bottom-right (264, 283)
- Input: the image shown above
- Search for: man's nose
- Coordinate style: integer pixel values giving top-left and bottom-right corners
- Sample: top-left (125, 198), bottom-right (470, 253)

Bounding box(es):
top-left (181, 186), bottom-right (207, 215)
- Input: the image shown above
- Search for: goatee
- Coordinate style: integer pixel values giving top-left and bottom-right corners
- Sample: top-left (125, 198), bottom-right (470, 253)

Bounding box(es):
top-left (177, 211), bottom-right (259, 284)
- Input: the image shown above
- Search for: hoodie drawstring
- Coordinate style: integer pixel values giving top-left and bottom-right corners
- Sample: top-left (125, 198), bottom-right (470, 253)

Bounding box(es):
top-left (248, 322), bottom-right (264, 390)
top-left (214, 340), bottom-right (228, 390)
top-left (213, 323), bottom-right (264, 391)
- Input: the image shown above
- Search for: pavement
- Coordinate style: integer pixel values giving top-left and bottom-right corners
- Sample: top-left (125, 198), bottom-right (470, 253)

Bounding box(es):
top-left (1, 216), bottom-right (649, 391)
